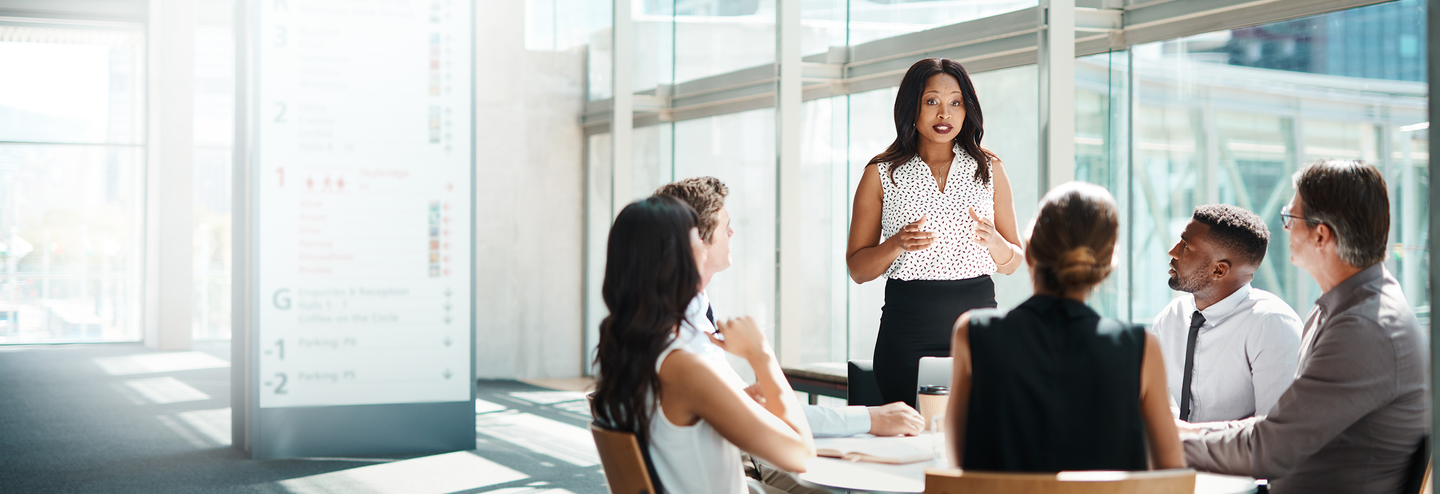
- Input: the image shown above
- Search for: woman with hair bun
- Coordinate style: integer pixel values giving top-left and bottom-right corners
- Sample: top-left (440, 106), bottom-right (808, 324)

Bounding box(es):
top-left (941, 182), bottom-right (1184, 472)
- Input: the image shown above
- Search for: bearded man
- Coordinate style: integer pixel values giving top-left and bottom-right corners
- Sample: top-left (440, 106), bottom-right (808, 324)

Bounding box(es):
top-left (1150, 204), bottom-right (1302, 423)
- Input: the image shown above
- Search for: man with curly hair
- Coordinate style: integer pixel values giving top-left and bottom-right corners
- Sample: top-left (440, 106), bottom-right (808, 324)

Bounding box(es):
top-left (1150, 204), bottom-right (1302, 423)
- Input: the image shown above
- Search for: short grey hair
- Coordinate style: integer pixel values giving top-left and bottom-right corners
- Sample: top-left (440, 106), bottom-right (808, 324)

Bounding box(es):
top-left (1292, 159), bottom-right (1389, 268)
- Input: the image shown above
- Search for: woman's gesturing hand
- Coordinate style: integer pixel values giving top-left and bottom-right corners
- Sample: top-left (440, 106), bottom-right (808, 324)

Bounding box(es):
top-left (709, 316), bottom-right (772, 363)
top-left (893, 214), bottom-right (935, 252)
top-left (969, 207), bottom-right (1007, 251)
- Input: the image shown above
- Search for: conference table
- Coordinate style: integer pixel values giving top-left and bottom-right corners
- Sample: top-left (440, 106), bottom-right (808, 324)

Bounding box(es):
top-left (789, 435), bottom-right (1259, 494)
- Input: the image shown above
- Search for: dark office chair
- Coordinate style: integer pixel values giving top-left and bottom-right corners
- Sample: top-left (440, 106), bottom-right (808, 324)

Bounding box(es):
top-left (1401, 435), bottom-right (1430, 494)
top-left (847, 359), bottom-right (884, 407)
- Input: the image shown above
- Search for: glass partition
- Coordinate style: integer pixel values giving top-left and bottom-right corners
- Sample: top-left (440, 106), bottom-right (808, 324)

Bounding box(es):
top-left (673, 108), bottom-right (777, 335)
top-left (848, 0), bottom-right (1035, 46)
top-left (194, 0), bottom-right (236, 341)
top-left (576, 0), bottom-right (1429, 368)
top-left (1122, 0), bottom-right (1429, 324)
top-left (0, 26), bottom-right (146, 343)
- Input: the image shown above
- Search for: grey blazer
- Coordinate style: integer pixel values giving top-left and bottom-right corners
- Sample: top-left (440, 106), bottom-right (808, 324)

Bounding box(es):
top-left (1182, 264), bottom-right (1428, 494)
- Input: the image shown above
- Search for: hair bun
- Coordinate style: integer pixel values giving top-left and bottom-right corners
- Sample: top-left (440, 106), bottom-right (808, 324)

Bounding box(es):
top-left (1054, 247), bottom-right (1111, 291)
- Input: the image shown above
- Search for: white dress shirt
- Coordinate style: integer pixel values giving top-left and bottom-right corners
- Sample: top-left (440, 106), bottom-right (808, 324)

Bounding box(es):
top-left (681, 292), bottom-right (871, 437)
top-left (1149, 284), bottom-right (1303, 423)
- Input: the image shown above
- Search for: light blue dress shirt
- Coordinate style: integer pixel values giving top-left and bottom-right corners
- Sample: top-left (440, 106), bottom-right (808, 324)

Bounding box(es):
top-left (681, 292), bottom-right (871, 437)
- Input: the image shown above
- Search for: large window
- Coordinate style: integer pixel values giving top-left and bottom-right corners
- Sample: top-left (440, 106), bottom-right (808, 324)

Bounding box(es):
top-left (568, 0), bottom-right (1429, 370)
top-left (0, 25), bottom-right (147, 343)
top-left (194, 0), bottom-right (236, 341)
top-left (1117, 0), bottom-right (1429, 323)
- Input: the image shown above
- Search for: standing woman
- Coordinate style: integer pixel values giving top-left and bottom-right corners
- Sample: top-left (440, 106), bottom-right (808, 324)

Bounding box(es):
top-left (847, 58), bottom-right (1024, 409)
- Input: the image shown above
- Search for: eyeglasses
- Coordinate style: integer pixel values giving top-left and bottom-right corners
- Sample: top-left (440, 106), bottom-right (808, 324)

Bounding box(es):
top-left (1280, 205), bottom-right (1321, 230)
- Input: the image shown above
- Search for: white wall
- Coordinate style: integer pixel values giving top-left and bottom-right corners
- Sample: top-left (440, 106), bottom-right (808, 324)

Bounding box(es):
top-left (473, 3), bottom-right (586, 379)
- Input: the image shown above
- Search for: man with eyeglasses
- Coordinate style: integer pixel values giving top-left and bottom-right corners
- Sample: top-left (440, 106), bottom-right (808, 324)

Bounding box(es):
top-left (1179, 159), bottom-right (1428, 494)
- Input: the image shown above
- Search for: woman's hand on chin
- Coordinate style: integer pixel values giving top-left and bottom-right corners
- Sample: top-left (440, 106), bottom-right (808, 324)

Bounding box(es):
top-left (710, 316), bottom-right (771, 362)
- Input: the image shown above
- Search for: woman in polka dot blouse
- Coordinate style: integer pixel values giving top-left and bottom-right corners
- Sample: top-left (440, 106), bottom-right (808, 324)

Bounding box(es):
top-left (846, 58), bottom-right (1025, 409)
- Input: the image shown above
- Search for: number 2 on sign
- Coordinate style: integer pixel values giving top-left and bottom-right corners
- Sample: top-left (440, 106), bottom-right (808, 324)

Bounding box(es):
top-left (275, 373), bottom-right (288, 394)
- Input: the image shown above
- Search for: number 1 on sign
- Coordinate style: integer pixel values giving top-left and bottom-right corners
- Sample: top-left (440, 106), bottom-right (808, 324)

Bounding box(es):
top-left (275, 339), bottom-right (284, 360)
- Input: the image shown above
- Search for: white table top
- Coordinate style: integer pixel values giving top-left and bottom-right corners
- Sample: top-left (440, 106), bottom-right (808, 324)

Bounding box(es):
top-left (793, 435), bottom-right (1258, 494)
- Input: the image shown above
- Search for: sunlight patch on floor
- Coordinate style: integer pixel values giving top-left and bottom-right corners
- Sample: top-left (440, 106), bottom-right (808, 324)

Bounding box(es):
top-left (279, 451), bottom-right (527, 494)
top-left (508, 391), bottom-right (587, 405)
top-left (125, 377), bottom-right (211, 404)
top-left (95, 352), bottom-right (230, 375)
top-left (178, 408), bottom-right (231, 446)
top-left (475, 410), bottom-right (599, 467)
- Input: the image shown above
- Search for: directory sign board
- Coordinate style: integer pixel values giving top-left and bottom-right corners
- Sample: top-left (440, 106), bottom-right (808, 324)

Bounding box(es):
top-left (235, 0), bottom-right (474, 459)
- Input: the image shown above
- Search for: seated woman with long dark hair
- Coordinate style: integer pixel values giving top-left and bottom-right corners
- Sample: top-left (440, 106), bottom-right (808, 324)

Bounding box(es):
top-left (592, 195), bottom-right (814, 493)
top-left (944, 183), bottom-right (1185, 471)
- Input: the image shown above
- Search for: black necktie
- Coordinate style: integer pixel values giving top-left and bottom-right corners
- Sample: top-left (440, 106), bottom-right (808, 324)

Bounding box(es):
top-left (705, 305), bottom-right (715, 326)
top-left (1179, 310), bottom-right (1206, 421)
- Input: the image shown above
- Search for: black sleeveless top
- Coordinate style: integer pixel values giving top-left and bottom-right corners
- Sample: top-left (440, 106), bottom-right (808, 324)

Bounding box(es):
top-left (962, 295), bottom-right (1148, 472)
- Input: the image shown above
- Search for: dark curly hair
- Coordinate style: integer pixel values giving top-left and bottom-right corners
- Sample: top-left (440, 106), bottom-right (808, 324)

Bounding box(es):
top-left (1192, 204), bottom-right (1269, 267)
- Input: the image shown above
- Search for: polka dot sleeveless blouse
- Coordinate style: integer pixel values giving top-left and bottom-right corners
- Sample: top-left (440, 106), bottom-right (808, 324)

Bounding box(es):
top-left (879, 145), bottom-right (997, 281)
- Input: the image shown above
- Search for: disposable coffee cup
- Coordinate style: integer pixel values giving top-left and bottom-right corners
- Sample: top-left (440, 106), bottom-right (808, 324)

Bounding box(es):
top-left (918, 385), bottom-right (949, 432)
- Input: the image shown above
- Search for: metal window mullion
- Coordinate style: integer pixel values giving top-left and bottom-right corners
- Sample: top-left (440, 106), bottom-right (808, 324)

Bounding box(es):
top-left (611, 0), bottom-right (633, 218)
top-left (776, 0), bottom-right (802, 367)
top-left (1039, 0), bottom-right (1077, 192)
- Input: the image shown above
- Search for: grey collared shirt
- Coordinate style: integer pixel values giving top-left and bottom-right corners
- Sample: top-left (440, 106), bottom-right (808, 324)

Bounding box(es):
top-left (1182, 265), bottom-right (1429, 494)
top-left (1149, 284), bottom-right (1302, 422)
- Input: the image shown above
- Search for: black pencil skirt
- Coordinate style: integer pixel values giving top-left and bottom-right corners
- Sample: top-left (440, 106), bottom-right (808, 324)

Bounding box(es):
top-left (873, 276), bottom-right (997, 409)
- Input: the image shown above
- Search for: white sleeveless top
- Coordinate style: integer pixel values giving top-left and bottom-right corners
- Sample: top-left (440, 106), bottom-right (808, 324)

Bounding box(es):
top-left (648, 338), bottom-right (748, 494)
top-left (878, 145), bottom-right (997, 281)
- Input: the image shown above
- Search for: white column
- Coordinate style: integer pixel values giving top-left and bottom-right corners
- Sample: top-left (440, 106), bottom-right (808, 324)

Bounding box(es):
top-left (1038, 0), bottom-right (1075, 191)
top-left (611, 0), bottom-right (634, 216)
top-left (775, 0), bottom-right (802, 367)
top-left (144, 0), bottom-right (195, 350)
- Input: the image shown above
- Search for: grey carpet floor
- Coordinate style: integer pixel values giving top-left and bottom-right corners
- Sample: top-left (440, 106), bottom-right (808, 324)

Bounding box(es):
top-left (0, 342), bottom-right (606, 494)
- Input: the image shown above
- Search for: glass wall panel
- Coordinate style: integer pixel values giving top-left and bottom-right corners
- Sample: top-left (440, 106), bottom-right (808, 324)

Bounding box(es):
top-left (526, 0), bottom-right (614, 52)
top-left (584, 132), bottom-right (612, 369)
top-left (0, 145), bottom-right (145, 343)
top-left (632, 123), bottom-right (673, 196)
top-left (845, 86), bottom-right (894, 362)
top-left (673, 108), bottom-right (776, 373)
top-left (848, 0), bottom-right (1035, 46)
top-left (674, 0), bottom-right (775, 84)
top-left (0, 28), bottom-right (146, 344)
top-left (1075, 51), bottom-right (1129, 319)
top-left (194, 0), bottom-right (236, 341)
top-left (803, 0), bottom-right (847, 58)
top-left (969, 65), bottom-right (1040, 311)
top-left (798, 96), bottom-right (848, 364)
top-left (1127, 0), bottom-right (1429, 324)
top-left (635, 1), bottom-right (675, 92)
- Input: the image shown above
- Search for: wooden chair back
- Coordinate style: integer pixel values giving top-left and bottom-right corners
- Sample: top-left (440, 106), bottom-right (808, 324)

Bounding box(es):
top-left (923, 467), bottom-right (1195, 494)
top-left (590, 423), bottom-right (657, 494)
